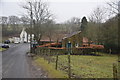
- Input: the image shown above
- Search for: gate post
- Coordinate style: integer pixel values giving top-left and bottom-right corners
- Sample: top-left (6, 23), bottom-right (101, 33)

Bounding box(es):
top-left (113, 63), bottom-right (117, 79)
top-left (67, 42), bottom-right (72, 78)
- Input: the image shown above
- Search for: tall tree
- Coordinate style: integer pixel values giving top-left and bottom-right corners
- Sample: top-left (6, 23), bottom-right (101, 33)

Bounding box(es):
top-left (0, 16), bottom-right (8, 37)
top-left (45, 19), bottom-right (55, 43)
top-left (102, 16), bottom-right (118, 52)
top-left (8, 16), bottom-right (20, 31)
top-left (88, 6), bottom-right (107, 44)
top-left (65, 17), bottom-right (80, 33)
top-left (81, 16), bottom-right (88, 32)
top-left (21, 0), bottom-right (52, 44)
top-left (107, 0), bottom-right (119, 15)
top-left (89, 7), bottom-right (107, 23)
top-left (20, 16), bottom-right (30, 27)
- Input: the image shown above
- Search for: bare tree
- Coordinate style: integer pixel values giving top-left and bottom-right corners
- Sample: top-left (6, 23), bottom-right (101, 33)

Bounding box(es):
top-left (45, 19), bottom-right (55, 43)
top-left (8, 16), bottom-right (20, 31)
top-left (0, 16), bottom-right (7, 24)
top-left (65, 17), bottom-right (81, 33)
top-left (107, 0), bottom-right (119, 15)
top-left (89, 6), bottom-right (107, 23)
top-left (0, 16), bottom-right (8, 37)
top-left (20, 16), bottom-right (30, 27)
top-left (88, 6), bottom-right (107, 45)
top-left (21, 0), bottom-right (52, 44)
top-left (0, 16), bottom-right (22, 37)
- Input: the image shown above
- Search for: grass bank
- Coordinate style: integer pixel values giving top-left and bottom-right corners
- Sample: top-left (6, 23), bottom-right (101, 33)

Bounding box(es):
top-left (50, 54), bottom-right (118, 78)
top-left (34, 56), bottom-right (68, 78)
top-left (0, 48), bottom-right (6, 51)
top-left (34, 53), bottom-right (118, 78)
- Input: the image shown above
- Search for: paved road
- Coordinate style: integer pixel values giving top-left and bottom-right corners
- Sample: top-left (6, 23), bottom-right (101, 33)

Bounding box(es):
top-left (2, 43), bottom-right (47, 78)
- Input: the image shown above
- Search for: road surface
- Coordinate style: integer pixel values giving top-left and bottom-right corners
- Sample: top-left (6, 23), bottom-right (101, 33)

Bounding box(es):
top-left (2, 43), bottom-right (47, 78)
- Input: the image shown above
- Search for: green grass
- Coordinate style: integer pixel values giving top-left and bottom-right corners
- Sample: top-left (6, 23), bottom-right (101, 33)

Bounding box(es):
top-left (34, 52), bottom-right (118, 78)
top-left (50, 54), bottom-right (118, 78)
top-left (0, 48), bottom-right (6, 51)
top-left (34, 56), bottom-right (68, 78)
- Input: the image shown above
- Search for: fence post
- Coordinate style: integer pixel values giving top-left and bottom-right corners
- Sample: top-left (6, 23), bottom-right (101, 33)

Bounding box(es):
top-left (113, 63), bottom-right (117, 79)
top-left (67, 42), bottom-right (72, 78)
top-left (47, 48), bottom-right (50, 64)
top-left (118, 54), bottom-right (120, 78)
top-left (55, 51), bottom-right (58, 70)
top-left (68, 54), bottom-right (71, 78)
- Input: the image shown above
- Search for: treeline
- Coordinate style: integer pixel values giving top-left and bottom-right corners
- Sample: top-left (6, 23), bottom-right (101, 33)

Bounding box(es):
top-left (58, 14), bottom-right (118, 53)
top-left (1, 0), bottom-right (119, 53)
top-left (84, 5), bottom-right (118, 54)
top-left (0, 12), bottom-right (118, 54)
top-left (0, 16), bottom-right (30, 37)
top-left (20, 0), bottom-right (81, 44)
top-left (86, 15), bottom-right (118, 54)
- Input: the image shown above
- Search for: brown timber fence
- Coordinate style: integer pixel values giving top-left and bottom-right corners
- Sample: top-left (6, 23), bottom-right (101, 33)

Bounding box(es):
top-left (35, 46), bottom-right (109, 78)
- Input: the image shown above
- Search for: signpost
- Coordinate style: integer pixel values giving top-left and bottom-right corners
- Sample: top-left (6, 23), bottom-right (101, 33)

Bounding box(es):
top-left (67, 41), bottom-right (71, 78)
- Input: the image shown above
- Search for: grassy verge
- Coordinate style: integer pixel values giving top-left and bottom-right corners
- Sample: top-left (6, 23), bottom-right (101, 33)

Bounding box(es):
top-left (0, 48), bottom-right (6, 51)
top-left (34, 56), bottom-right (68, 78)
top-left (50, 54), bottom-right (118, 78)
top-left (33, 52), bottom-right (118, 78)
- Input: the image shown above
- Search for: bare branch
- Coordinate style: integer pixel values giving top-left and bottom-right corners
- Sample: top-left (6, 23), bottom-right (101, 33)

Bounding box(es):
top-left (21, 0), bottom-right (52, 43)
top-left (106, 0), bottom-right (119, 15)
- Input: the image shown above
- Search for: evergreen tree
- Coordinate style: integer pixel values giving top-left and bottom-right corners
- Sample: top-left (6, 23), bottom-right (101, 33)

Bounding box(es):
top-left (80, 16), bottom-right (88, 36)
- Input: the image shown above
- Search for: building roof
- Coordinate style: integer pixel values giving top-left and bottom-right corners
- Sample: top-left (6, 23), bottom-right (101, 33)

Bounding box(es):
top-left (63, 31), bottom-right (81, 39)
top-left (40, 39), bottom-right (54, 42)
top-left (62, 31), bottom-right (88, 43)
top-left (37, 43), bottom-right (62, 47)
top-left (41, 33), bottom-right (67, 42)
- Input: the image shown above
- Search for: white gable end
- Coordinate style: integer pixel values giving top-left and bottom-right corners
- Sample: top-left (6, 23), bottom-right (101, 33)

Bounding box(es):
top-left (20, 28), bottom-right (28, 42)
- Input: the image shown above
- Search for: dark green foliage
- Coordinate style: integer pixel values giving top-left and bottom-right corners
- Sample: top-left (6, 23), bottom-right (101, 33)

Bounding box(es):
top-left (1, 16), bottom-right (23, 37)
top-left (80, 16), bottom-right (88, 38)
top-left (81, 16), bottom-right (88, 32)
top-left (102, 15), bottom-right (118, 53)
top-left (86, 15), bottom-right (118, 54)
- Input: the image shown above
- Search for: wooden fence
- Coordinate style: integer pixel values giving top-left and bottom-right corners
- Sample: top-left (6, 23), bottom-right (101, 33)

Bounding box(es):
top-left (35, 47), bottom-right (97, 55)
top-left (35, 47), bottom-right (107, 78)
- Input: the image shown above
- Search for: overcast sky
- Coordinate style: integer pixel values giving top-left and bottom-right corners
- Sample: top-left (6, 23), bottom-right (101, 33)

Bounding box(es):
top-left (0, 0), bottom-right (112, 23)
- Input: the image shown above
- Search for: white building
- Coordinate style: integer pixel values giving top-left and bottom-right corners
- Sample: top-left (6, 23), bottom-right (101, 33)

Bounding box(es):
top-left (20, 28), bottom-right (34, 43)
top-left (20, 28), bottom-right (28, 43)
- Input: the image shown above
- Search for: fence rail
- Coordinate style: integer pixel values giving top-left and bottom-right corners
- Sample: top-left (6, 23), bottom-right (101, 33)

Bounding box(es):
top-left (34, 47), bottom-right (110, 78)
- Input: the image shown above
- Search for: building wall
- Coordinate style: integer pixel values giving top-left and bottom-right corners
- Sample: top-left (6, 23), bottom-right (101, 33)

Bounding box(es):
top-left (62, 32), bottom-right (83, 48)
top-left (20, 28), bottom-right (35, 43)
top-left (20, 29), bottom-right (27, 43)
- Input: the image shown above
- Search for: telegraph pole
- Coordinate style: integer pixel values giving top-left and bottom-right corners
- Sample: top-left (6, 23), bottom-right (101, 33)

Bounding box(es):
top-left (30, 2), bottom-right (33, 53)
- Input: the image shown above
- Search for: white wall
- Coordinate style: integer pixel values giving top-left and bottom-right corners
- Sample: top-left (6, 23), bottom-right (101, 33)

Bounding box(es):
top-left (20, 28), bottom-right (28, 43)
